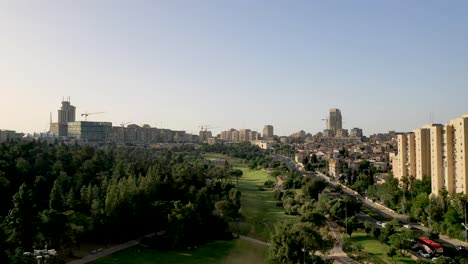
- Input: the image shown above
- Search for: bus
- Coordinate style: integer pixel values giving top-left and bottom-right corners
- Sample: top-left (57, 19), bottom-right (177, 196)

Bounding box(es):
top-left (417, 237), bottom-right (443, 256)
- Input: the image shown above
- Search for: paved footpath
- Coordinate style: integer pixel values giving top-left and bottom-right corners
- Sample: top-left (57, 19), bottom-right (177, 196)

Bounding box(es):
top-left (67, 233), bottom-right (155, 264)
top-left (233, 233), bottom-right (271, 246)
top-left (326, 222), bottom-right (360, 264)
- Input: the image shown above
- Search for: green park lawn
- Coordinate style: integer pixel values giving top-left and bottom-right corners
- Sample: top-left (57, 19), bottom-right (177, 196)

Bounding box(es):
top-left (205, 153), bottom-right (296, 241)
top-left (348, 231), bottom-right (416, 264)
top-left (92, 239), bottom-right (268, 264)
top-left (235, 165), bottom-right (296, 241)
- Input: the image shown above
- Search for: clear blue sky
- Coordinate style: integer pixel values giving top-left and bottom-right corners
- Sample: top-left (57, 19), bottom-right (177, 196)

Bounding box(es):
top-left (1, 0), bottom-right (467, 136)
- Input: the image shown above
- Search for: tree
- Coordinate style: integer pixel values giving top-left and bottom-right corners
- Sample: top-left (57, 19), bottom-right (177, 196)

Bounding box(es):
top-left (6, 183), bottom-right (35, 251)
top-left (344, 216), bottom-right (359, 237)
top-left (49, 179), bottom-right (65, 211)
top-left (269, 221), bottom-right (333, 264)
top-left (364, 221), bottom-right (373, 235)
top-left (0, 222), bottom-right (10, 263)
top-left (167, 201), bottom-right (202, 248)
top-left (302, 177), bottom-right (328, 200)
top-left (433, 256), bottom-right (457, 264)
top-left (387, 247), bottom-right (397, 264)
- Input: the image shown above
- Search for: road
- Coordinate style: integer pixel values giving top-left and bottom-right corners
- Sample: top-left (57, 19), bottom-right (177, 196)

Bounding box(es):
top-left (314, 170), bottom-right (468, 249)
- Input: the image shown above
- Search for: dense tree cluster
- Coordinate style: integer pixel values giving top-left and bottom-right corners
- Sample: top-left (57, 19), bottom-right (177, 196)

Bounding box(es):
top-left (0, 141), bottom-right (240, 262)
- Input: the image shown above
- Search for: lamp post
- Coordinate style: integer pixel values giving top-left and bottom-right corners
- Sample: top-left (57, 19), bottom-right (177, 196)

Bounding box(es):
top-left (461, 223), bottom-right (468, 243)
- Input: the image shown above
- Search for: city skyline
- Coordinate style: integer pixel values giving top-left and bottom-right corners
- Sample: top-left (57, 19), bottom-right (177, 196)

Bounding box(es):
top-left (1, 1), bottom-right (468, 135)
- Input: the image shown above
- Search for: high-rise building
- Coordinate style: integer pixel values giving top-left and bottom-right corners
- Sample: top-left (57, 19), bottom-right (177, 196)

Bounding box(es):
top-left (414, 126), bottom-right (432, 180)
top-left (328, 108), bottom-right (342, 134)
top-left (431, 115), bottom-right (468, 196)
top-left (58, 98), bottom-right (76, 124)
top-left (394, 114), bottom-right (468, 196)
top-left (50, 98), bottom-right (76, 137)
top-left (263, 125), bottom-right (273, 139)
top-left (394, 133), bottom-right (416, 180)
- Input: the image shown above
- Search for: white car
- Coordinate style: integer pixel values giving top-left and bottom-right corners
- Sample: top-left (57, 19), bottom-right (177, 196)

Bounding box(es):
top-left (418, 250), bottom-right (431, 258)
top-left (403, 224), bottom-right (412, 229)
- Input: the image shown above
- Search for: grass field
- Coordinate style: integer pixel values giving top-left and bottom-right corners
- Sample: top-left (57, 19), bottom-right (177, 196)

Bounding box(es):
top-left (204, 153), bottom-right (296, 241)
top-left (349, 231), bottom-right (416, 264)
top-left (91, 239), bottom-right (268, 264)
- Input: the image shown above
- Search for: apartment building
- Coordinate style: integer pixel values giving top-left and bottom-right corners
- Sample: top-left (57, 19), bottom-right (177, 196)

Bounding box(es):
top-left (394, 133), bottom-right (416, 180)
top-left (431, 116), bottom-right (468, 196)
top-left (394, 114), bottom-right (468, 196)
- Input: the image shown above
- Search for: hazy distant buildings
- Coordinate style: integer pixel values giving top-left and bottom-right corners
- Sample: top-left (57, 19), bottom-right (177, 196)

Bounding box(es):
top-left (219, 128), bottom-right (261, 142)
top-left (323, 129), bottom-right (335, 138)
top-left (328, 108), bottom-right (342, 134)
top-left (336, 129), bottom-right (348, 138)
top-left (239, 129), bottom-right (251, 141)
top-left (0, 129), bottom-right (23, 143)
top-left (68, 121), bottom-right (112, 143)
top-left (199, 130), bottom-right (212, 143)
top-left (290, 130), bottom-right (306, 139)
top-left (350, 128), bottom-right (363, 137)
top-left (231, 130), bottom-right (240, 142)
top-left (263, 125), bottom-right (274, 139)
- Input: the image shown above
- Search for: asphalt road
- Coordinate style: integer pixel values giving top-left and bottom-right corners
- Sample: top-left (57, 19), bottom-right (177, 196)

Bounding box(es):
top-left (314, 170), bottom-right (468, 250)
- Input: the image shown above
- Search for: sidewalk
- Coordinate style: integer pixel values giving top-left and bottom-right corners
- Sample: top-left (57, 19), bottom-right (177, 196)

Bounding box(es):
top-left (66, 233), bottom-right (155, 264)
top-left (326, 221), bottom-right (360, 264)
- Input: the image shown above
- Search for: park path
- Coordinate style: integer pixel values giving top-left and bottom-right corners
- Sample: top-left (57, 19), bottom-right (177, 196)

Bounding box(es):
top-left (326, 221), bottom-right (360, 264)
top-left (66, 233), bottom-right (155, 264)
top-left (233, 233), bottom-right (271, 246)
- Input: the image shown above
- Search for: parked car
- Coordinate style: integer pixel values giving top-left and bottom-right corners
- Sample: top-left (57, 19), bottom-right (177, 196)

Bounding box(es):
top-left (456, 245), bottom-right (465, 251)
top-left (403, 224), bottom-right (412, 229)
top-left (418, 250), bottom-right (431, 258)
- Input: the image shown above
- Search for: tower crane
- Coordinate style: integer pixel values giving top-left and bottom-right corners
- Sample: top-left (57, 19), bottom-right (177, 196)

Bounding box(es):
top-left (81, 112), bottom-right (105, 121)
top-left (120, 122), bottom-right (131, 127)
top-left (321, 118), bottom-right (328, 130)
top-left (198, 124), bottom-right (218, 132)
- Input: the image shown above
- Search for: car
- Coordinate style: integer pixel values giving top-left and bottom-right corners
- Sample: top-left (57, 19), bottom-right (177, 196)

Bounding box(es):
top-left (456, 245), bottom-right (465, 251)
top-left (403, 224), bottom-right (412, 229)
top-left (418, 250), bottom-right (431, 258)
top-left (376, 221), bottom-right (382, 226)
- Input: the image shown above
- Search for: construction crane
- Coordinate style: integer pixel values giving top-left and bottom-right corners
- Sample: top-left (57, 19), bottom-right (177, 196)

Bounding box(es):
top-left (198, 124), bottom-right (218, 132)
top-left (81, 112), bottom-right (105, 121)
top-left (120, 122), bottom-right (131, 127)
top-left (321, 118), bottom-right (328, 130)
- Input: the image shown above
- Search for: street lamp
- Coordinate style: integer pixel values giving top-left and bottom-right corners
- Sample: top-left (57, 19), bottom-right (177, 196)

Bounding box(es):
top-left (461, 223), bottom-right (468, 243)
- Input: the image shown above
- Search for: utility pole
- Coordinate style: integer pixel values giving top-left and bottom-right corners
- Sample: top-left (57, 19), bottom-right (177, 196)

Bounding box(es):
top-left (345, 199), bottom-right (348, 238)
